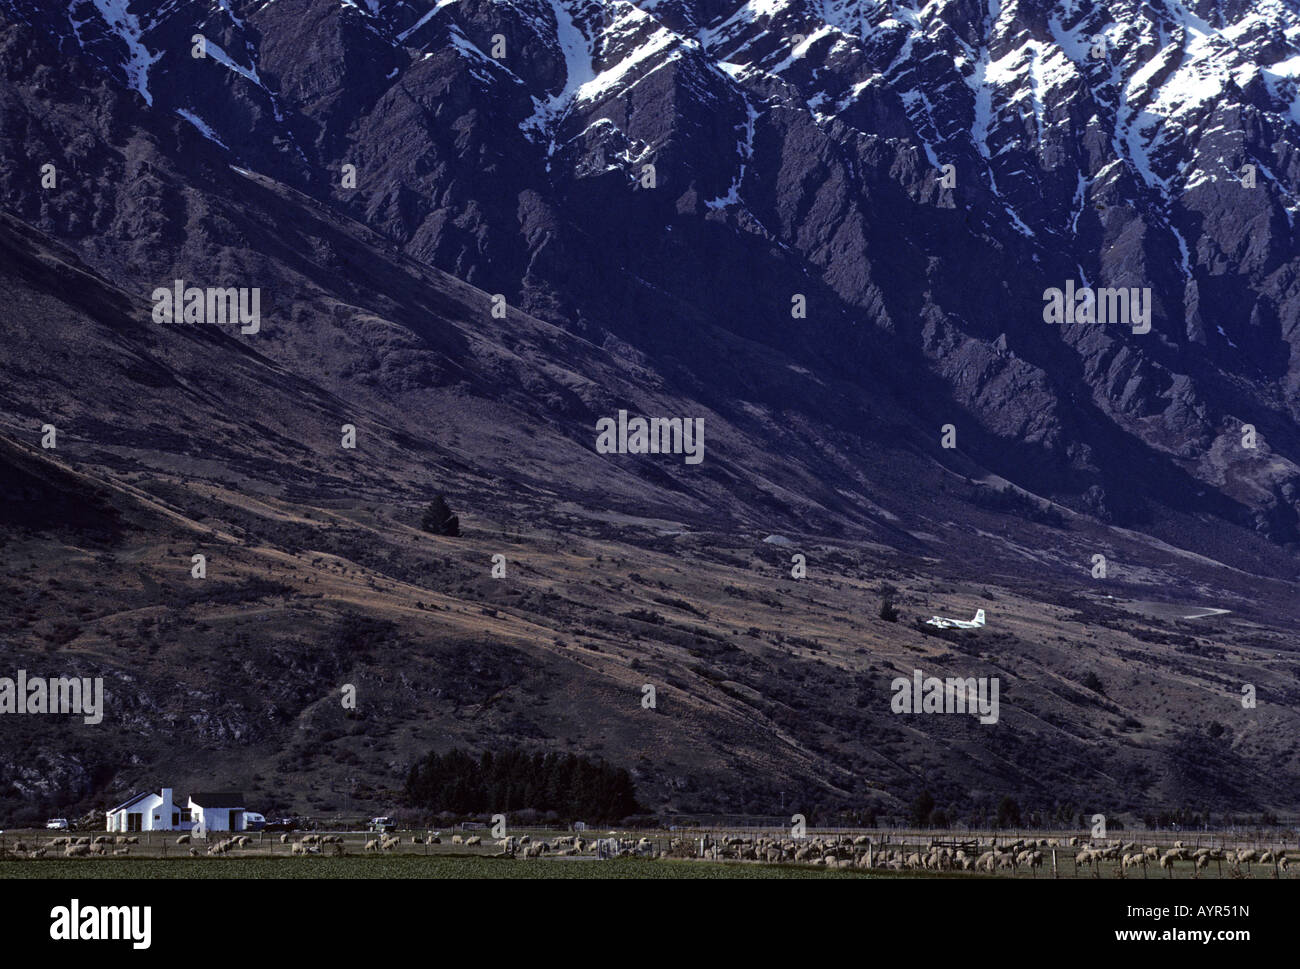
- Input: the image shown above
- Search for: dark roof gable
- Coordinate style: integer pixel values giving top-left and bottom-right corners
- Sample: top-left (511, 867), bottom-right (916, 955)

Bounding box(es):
top-left (107, 791), bottom-right (154, 813)
top-left (189, 792), bottom-right (245, 808)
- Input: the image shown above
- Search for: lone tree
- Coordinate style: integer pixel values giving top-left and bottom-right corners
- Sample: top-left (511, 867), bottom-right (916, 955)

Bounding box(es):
top-left (421, 495), bottom-right (460, 536)
top-left (911, 790), bottom-right (936, 827)
top-left (879, 597), bottom-right (900, 622)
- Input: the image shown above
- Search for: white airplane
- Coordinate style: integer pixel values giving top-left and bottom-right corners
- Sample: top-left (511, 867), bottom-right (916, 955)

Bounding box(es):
top-left (925, 609), bottom-right (986, 630)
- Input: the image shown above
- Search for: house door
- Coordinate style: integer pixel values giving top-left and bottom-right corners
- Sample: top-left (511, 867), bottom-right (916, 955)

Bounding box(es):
top-left (230, 810), bottom-right (243, 831)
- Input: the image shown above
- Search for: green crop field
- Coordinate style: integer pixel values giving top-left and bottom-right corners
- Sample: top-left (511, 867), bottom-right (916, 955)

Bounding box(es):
top-left (1, 855), bottom-right (883, 879)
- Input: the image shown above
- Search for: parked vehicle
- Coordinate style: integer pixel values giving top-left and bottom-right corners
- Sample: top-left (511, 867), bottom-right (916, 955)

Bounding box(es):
top-left (243, 812), bottom-right (266, 831)
top-left (45, 818), bottom-right (69, 830)
top-left (369, 817), bottom-right (395, 832)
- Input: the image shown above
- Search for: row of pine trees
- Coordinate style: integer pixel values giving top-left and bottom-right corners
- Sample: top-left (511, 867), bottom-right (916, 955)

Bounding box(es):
top-left (404, 749), bottom-right (642, 821)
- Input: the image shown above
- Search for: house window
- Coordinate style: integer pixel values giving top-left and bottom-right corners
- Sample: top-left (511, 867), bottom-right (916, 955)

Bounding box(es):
top-left (180, 809), bottom-right (191, 822)
top-left (127, 813), bottom-right (142, 832)
top-left (173, 813), bottom-right (179, 826)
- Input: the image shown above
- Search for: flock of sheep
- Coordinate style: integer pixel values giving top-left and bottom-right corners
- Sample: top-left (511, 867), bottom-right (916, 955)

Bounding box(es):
top-left (1076, 841), bottom-right (1290, 878)
top-left (2, 829), bottom-right (1292, 876)
top-left (671, 833), bottom-right (1291, 878)
top-left (20, 835), bottom-right (142, 858)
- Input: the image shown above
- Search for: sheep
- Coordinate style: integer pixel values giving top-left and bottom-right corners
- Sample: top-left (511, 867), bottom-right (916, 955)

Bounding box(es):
top-left (11, 840), bottom-right (28, 852)
top-left (125, 836), bottom-right (139, 845)
top-left (1027, 851), bottom-right (1043, 876)
top-left (50, 837), bottom-right (68, 847)
top-left (113, 847), bottom-right (130, 856)
top-left (176, 835), bottom-right (191, 845)
top-left (1237, 848), bottom-right (1258, 873)
top-left (1160, 852), bottom-right (1176, 877)
top-left (280, 833), bottom-right (291, 844)
top-left (188, 848), bottom-right (200, 857)
top-left (90, 844), bottom-right (108, 856)
top-left (32, 847), bottom-right (48, 858)
top-left (465, 835), bottom-right (482, 846)
top-left (1194, 854), bottom-right (1209, 877)
top-left (65, 844), bottom-right (90, 857)
top-left (451, 835), bottom-right (464, 845)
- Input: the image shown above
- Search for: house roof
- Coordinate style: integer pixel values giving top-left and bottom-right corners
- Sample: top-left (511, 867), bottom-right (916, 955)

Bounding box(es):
top-left (189, 792), bottom-right (245, 808)
top-left (107, 791), bottom-right (154, 813)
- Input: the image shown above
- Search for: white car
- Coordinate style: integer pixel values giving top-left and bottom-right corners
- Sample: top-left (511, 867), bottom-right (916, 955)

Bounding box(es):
top-left (45, 818), bottom-right (69, 830)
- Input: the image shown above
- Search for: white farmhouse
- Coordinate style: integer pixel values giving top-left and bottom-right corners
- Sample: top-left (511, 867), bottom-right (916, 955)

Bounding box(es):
top-left (105, 788), bottom-right (248, 834)
top-left (105, 788), bottom-right (189, 833)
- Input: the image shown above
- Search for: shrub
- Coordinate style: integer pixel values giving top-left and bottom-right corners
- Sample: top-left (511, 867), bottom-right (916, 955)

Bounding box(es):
top-left (421, 495), bottom-right (460, 536)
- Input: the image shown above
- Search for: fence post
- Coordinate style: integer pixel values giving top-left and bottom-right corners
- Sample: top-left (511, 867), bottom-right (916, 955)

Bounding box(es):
top-left (1052, 848), bottom-right (1057, 879)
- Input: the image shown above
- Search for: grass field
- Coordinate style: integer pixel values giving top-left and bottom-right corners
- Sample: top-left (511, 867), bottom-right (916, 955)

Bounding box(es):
top-left (3, 828), bottom-right (1289, 879)
top-left (0, 855), bottom-right (882, 879)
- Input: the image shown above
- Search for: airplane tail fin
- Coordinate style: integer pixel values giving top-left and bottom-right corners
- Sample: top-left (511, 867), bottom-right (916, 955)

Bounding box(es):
top-left (973, 609), bottom-right (985, 626)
